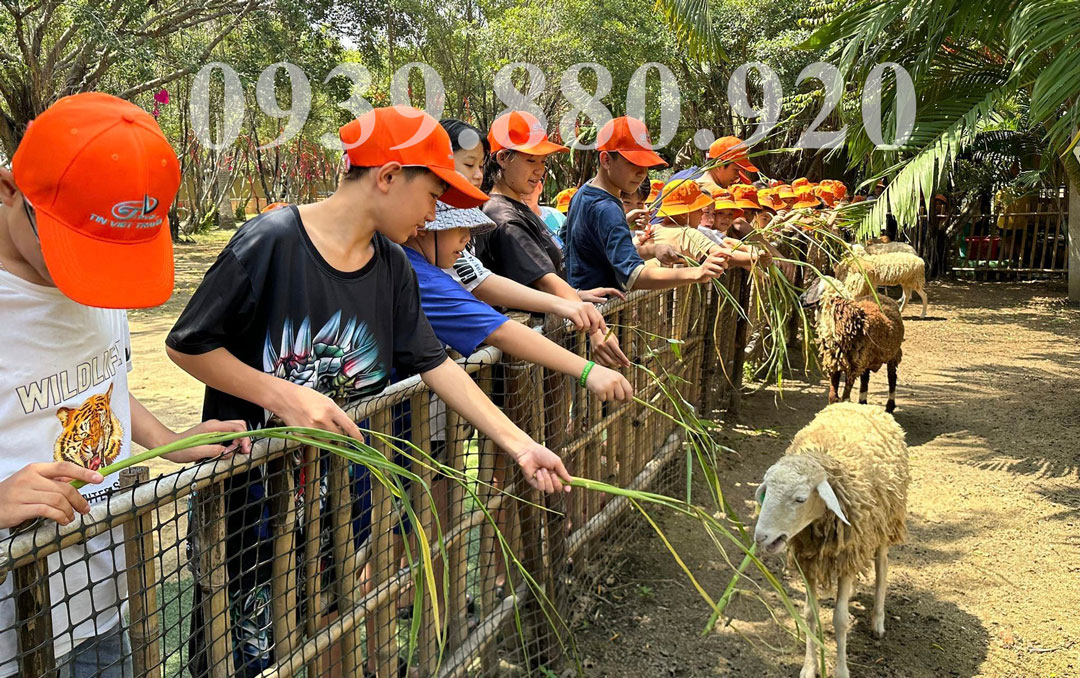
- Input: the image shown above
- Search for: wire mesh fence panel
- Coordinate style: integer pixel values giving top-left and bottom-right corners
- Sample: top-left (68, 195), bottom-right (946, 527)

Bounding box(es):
top-left (0, 283), bottom-right (748, 678)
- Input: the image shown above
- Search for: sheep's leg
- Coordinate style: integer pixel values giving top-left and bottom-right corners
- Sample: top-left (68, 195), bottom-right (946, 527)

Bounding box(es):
top-left (872, 545), bottom-right (889, 638)
top-left (833, 574), bottom-right (854, 678)
top-left (858, 370), bottom-right (870, 404)
top-left (829, 372), bottom-right (841, 404)
top-left (800, 581), bottom-right (819, 678)
top-left (841, 372), bottom-right (855, 402)
top-left (897, 286), bottom-right (908, 314)
top-left (886, 361), bottom-right (898, 413)
top-left (917, 286), bottom-right (928, 318)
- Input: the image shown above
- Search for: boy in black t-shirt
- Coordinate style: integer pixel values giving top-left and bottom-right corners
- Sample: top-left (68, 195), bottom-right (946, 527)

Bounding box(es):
top-left (167, 106), bottom-right (572, 677)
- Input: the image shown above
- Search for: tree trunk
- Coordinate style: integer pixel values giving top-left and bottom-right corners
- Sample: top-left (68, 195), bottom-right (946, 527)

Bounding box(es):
top-left (1061, 146), bottom-right (1080, 303)
top-left (216, 169), bottom-right (235, 230)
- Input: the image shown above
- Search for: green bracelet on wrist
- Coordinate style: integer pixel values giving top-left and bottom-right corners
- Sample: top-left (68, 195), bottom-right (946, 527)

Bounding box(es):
top-left (579, 360), bottom-right (596, 387)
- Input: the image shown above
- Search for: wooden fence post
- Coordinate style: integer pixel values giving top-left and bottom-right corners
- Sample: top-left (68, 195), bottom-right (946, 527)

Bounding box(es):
top-left (120, 466), bottom-right (161, 678)
top-left (13, 538), bottom-right (55, 678)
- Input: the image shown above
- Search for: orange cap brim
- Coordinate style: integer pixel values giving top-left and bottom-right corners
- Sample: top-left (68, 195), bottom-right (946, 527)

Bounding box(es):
top-left (734, 199), bottom-right (760, 210)
top-left (516, 140), bottom-right (570, 155)
top-left (556, 205), bottom-right (569, 214)
top-left (619, 149), bottom-right (668, 168)
top-left (792, 198), bottom-right (821, 209)
top-left (38, 208), bottom-right (174, 309)
top-left (429, 166), bottom-right (490, 209)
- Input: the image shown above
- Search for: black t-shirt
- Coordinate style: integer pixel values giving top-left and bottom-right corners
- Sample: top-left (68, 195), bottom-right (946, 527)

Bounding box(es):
top-left (166, 205), bottom-right (447, 427)
top-left (475, 194), bottom-right (565, 286)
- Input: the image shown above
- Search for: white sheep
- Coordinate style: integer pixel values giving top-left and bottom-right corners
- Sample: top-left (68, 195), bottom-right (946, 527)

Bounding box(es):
top-left (865, 241), bottom-right (917, 256)
top-left (839, 245), bottom-right (928, 318)
top-left (754, 402), bottom-right (909, 678)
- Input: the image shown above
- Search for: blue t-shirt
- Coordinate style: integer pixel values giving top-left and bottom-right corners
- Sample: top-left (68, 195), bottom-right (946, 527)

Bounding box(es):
top-left (541, 207), bottom-right (566, 248)
top-left (404, 246), bottom-right (509, 356)
top-left (563, 183), bottom-right (645, 291)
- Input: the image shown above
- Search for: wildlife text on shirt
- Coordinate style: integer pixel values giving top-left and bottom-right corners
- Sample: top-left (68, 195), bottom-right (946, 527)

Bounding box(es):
top-left (15, 338), bottom-right (127, 415)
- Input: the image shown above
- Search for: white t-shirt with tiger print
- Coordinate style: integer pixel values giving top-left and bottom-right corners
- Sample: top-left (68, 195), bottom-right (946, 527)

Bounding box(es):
top-left (0, 268), bottom-right (132, 674)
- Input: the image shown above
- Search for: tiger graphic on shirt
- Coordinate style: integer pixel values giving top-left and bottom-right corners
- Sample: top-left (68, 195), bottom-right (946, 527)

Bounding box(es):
top-left (53, 383), bottom-right (123, 471)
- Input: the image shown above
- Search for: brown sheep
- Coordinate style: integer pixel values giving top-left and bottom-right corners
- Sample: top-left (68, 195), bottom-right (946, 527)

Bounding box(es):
top-left (802, 276), bottom-right (905, 412)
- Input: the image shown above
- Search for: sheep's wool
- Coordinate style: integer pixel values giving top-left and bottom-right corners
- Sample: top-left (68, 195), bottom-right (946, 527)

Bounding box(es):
top-left (816, 294), bottom-right (904, 379)
top-left (838, 251), bottom-right (926, 294)
top-left (866, 241), bottom-right (918, 256)
top-left (786, 403), bottom-right (910, 589)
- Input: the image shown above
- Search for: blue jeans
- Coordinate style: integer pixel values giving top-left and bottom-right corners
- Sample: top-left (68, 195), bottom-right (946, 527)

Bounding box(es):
top-left (58, 624), bottom-right (132, 678)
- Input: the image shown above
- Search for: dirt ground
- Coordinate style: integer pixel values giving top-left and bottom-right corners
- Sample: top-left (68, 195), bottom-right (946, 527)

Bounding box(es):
top-left (129, 234), bottom-right (1079, 677)
top-left (574, 281), bottom-right (1080, 677)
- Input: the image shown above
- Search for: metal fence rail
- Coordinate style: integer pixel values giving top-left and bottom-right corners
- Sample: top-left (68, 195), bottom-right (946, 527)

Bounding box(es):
top-left (0, 273), bottom-right (748, 678)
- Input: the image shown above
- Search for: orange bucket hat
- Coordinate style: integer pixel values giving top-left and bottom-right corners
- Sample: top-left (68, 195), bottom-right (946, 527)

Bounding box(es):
top-left (555, 187), bottom-right (578, 213)
top-left (12, 92), bottom-right (180, 308)
top-left (776, 184), bottom-right (797, 202)
top-left (792, 185), bottom-right (822, 209)
top-left (711, 189), bottom-right (745, 217)
top-left (814, 185), bottom-right (837, 207)
top-left (707, 136), bottom-right (758, 172)
top-left (730, 184), bottom-right (761, 210)
top-left (791, 177), bottom-right (813, 190)
top-left (757, 188), bottom-right (786, 211)
top-left (487, 110), bottom-right (569, 155)
top-left (657, 179), bottom-right (715, 217)
top-left (646, 179), bottom-right (666, 203)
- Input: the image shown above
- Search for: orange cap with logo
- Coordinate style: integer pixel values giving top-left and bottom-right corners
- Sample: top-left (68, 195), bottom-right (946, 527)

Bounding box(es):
top-left (730, 184), bottom-right (761, 210)
top-left (597, 116), bottom-right (668, 168)
top-left (657, 179), bottom-right (714, 217)
top-left (792, 177), bottom-right (813, 189)
top-left (711, 189), bottom-right (745, 217)
top-left (707, 136), bottom-right (759, 172)
top-left (775, 184), bottom-right (797, 201)
top-left (340, 105), bottom-right (489, 210)
top-left (487, 111), bottom-right (569, 156)
top-left (12, 92), bottom-right (180, 309)
top-left (555, 187), bottom-right (578, 213)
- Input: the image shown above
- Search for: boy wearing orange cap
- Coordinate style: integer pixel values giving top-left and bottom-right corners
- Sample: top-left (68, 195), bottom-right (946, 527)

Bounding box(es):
top-left (563, 117), bottom-right (727, 292)
top-left (706, 136), bottom-right (759, 188)
top-left (0, 93), bottom-right (250, 676)
top-left (167, 105), bottom-right (574, 675)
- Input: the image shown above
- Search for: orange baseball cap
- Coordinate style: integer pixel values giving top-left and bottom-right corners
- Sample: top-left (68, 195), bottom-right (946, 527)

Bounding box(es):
top-left (487, 111), bottom-right (569, 156)
top-left (597, 116), bottom-right (668, 168)
top-left (340, 105), bottom-right (488, 209)
top-left (711, 189), bottom-right (745, 217)
top-left (555, 187), bottom-right (578, 213)
top-left (657, 180), bottom-right (713, 217)
top-left (11, 92), bottom-right (179, 309)
top-left (261, 201), bottom-right (290, 213)
top-left (730, 184), bottom-right (761, 210)
top-left (707, 136), bottom-right (758, 172)
top-left (822, 180), bottom-right (848, 200)
top-left (791, 177), bottom-right (812, 189)
top-left (757, 188), bottom-right (786, 211)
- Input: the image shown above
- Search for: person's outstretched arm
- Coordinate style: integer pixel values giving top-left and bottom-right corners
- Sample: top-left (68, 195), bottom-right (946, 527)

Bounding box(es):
top-left (631, 252), bottom-right (728, 290)
top-left (485, 320), bottom-right (633, 402)
top-left (472, 273), bottom-right (605, 334)
top-left (420, 358), bottom-right (572, 494)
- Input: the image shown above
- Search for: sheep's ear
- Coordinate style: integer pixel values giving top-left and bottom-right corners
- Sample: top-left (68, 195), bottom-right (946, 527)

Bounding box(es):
top-left (816, 480), bottom-right (850, 526)
top-left (755, 482), bottom-right (767, 504)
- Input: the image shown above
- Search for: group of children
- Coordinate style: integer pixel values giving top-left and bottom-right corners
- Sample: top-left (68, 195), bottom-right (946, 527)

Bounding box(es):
top-left (0, 93), bottom-right (859, 677)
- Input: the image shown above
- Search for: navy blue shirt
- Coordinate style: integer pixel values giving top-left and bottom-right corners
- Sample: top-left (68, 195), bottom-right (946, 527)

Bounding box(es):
top-left (404, 246), bottom-right (509, 356)
top-left (563, 183), bottom-right (645, 291)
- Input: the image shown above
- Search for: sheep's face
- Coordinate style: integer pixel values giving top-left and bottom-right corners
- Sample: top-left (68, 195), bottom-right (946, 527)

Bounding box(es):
top-left (800, 275), bottom-right (843, 309)
top-left (753, 456), bottom-right (849, 556)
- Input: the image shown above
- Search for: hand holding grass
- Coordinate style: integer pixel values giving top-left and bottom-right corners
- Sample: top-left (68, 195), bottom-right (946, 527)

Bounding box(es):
top-left (0, 462), bottom-right (104, 528)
